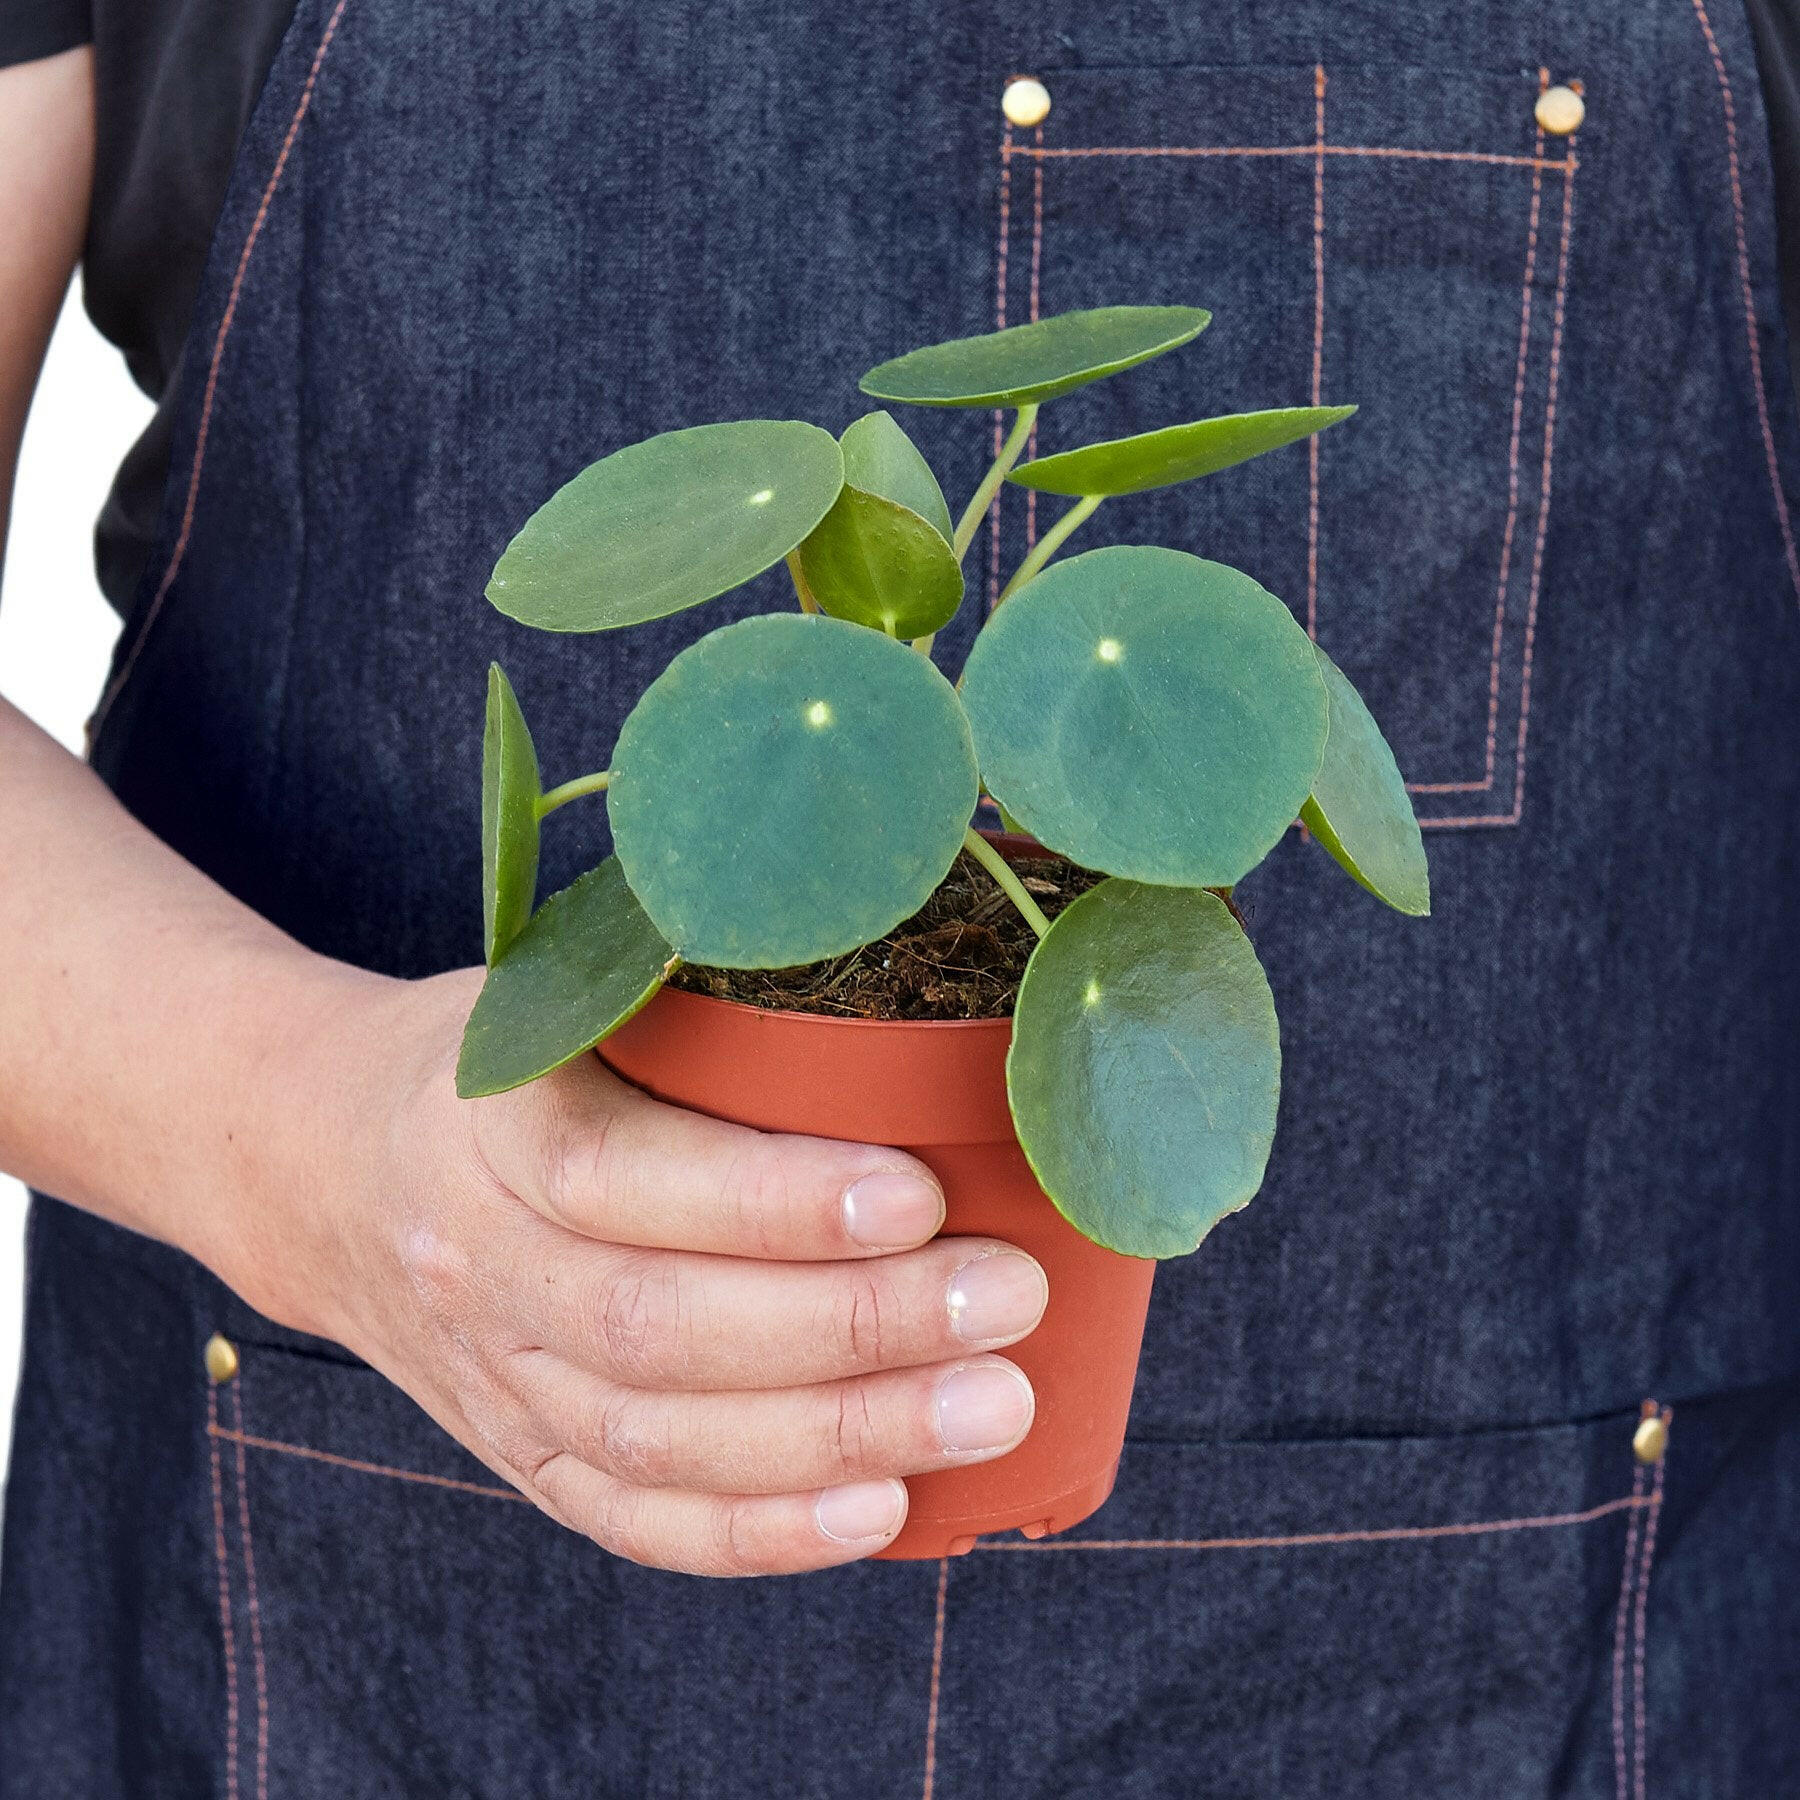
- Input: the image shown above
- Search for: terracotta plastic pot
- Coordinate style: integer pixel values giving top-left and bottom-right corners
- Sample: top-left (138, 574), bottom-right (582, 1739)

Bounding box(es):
top-left (599, 975), bottom-right (1157, 1559)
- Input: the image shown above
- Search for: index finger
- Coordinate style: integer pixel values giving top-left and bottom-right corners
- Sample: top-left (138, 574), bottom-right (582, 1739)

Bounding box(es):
top-left (472, 1051), bottom-right (947, 1260)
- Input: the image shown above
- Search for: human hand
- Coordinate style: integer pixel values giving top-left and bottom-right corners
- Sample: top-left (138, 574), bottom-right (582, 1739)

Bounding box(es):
top-left (237, 967), bottom-right (1046, 1576)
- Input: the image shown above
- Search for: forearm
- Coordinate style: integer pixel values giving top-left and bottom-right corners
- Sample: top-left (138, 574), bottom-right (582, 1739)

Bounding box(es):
top-left (0, 695), bottom-right (393, 1290)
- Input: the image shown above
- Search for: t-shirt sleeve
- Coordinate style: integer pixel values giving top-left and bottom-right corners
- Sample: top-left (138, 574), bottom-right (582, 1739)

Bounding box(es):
top-left (0, 0), bottom-right (92, 69)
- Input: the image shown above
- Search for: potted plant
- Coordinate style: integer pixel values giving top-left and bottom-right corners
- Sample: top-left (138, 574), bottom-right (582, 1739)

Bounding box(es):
top-left (456, 305), bottom-right (1429, 1558)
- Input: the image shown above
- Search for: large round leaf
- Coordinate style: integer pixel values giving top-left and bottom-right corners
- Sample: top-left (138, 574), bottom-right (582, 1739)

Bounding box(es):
top-left (1302, 648), bottom-right (1430, 916)
top-left (795, 485), bottom-right (965, 638)
top-left (457, 858), bottom-right (676, 1098)
top-left (486, 421), bottom-right (843, 631)
top-left (1008, 405), bottom-right (1356, 497)
top-left (858, 305), bottom-right (1211, 409)
top-left (482, 663), bottom-right (541, 964)
top-left (608, 613), bottom-right (979, 967)
top-left (961, 546), bottom-right (1328, 886)
top-left (839, 411), bottom-right (953, 541)
top-left (1008, 881), bottom-right (1281, 1258)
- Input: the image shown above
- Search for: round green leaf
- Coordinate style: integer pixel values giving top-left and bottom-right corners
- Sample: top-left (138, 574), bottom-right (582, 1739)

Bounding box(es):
top-left (859, 305), bottom-right (1211, 409)
top-left (1302, 648), bottom-right (1430, 916)
top-left (456, 858), bottom-right (676, 1098)
top-left (1007, 405), bottom-right (1356, 497)
top-left (482, 663), bottom-right (541, 964)
top-left (609, 613), bottom-right (979, 967)
top-left (839, 411), bottom-right (953, 542)
top-left (961, 546), bottom-right (1328, 886)
top-left (1008, 881), bottom-right (1281, 1259)
top-left (486, 420), bottom-right (844, 631)
top-left (795, 486), bottom-right (965, 638)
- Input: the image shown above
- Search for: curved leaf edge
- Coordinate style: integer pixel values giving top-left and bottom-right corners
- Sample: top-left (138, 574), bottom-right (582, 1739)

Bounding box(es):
top-left (481, 661), bottom-right (542, 966)
top-left (1003, 883), bottom-right (1281, 1260)
top-left (857, 305), bottom-right (1214, 409)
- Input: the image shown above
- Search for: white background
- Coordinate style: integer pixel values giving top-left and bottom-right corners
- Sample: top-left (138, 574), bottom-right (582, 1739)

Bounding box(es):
top-left (0, 292), bottom-right (153, 1478)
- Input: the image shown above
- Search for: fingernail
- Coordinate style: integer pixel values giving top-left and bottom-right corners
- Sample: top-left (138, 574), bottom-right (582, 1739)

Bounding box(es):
top-left (935, 1362), bottom-right (1035, 1456)
top-left (947, 1252), bottom-right (1049, 1344)
top-left (842, 1172), bottom-right (945, 1249)
top-left (815, 1478), bottom-right (907, 1543)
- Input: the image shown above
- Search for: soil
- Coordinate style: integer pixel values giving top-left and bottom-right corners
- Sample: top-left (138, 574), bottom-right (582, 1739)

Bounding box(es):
top-left (669, 844), bottom-right (1246, 1021)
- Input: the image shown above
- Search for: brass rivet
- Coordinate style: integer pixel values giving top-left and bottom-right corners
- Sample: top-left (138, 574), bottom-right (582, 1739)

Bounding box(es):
top-left (1535, 85), bottom-right (1585, 137)
top-left (1002, 77), bottom-right (1051, 129)
top-left (204, 1333), bottom-right (240, 1384)
top-left (1632, 1414), bottom-right (1668, 1465)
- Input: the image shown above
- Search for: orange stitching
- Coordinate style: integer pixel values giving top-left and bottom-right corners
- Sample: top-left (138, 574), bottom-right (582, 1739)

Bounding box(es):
top-left (87, 0), bottom-right (354, 750)
top-left (1691, 0), bottom-right (1800, 603)
top-left (209, 1424), bottom-right (526, 1503)
top-left (1025, 125), bottom-right (1045, 552)
top-left (1509, 152), bottom-right (1576, 826)
top-left (975, 1489), bottom-right (1648, 1553)
top-left (1019, 143), bottom-right (1573, 172)
top-left (919, 1557), bottom-right (949, 1800)
top-left (989, 133), bottom-right (1014, 611)
top-left (1612, 1462), bottom-right (1647, 1798)
top-left (1632, 1407), bottom-right (1672, 1800)
top-left (1422, 146), bottom-right (1576, 831)
top-left (1482, 88), bottom-right (1549, 793)
top-left (207, 1386), bottom-right (241, 1800)
top-left (229, 1385), bottom-right (271, 1800)
top-left (1307, 65), bottom-right (1327, 640)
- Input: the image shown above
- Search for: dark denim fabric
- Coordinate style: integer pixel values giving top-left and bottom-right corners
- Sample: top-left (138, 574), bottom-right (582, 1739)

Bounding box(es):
top-left (5, 0), bottom-right (1800, 1792)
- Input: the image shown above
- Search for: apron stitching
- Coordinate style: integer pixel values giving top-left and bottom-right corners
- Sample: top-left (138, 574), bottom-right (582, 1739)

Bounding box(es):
top-left (1024, 126), bottom-right (1044, 554)
top-left (206, 1383), bottom-right (242, 1800)
top-left (87, 0), bottom-right (356, 750)
top-left (986, 131), bottom-right (1015, 612)
top-left (207, 1423), bottom-right (527, 1502)
top-left (1689, 0), bottom-right (1800, 605)
top-left (919, 1557), bottom-right (950, 1800)
top-left (1430, 140), bottom-right (1576, 829)
top-left (211, 1414), bottom-right (1655, 1549)
top-left (1610, 1462), bottom-right (1647, 1799)
top-left (1020, 145), bottom-right (1572, 171)
top-left (971, 1489), bottom-right (1647, 1552)
top-left (1307, 64), bottom-right (1328, 641)
top-left (230, 1381), bottom-right (272, 1800)
top-left (1630, 1406), bottom-right (1672, 1800)
top-left (1413, 75), bottom-right (1548, 796)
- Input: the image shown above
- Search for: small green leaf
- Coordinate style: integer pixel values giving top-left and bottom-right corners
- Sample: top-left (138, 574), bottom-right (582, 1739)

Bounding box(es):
top-left (960, 546), bottom-right (1328, 887)
top-left (795, 486), bottom-right (965, 638)
top-left (859, 305), bottom-right (1212, 409)
top-left (1007, 405), bottom-right (1356, 497)
top-left (609, 613), bottom-right (979, 968)
top-left (1302, 648), bottom-right (1430, 916)
top-left (456, 858), bottom-right (675, 1098)
top-left (1008, 881), bottom-right (1281, 1259)
top-left (486, 420), bottom-right (843, 631)
top-left (839, 411), bottom-right (953, 542)
top-left (481, 663), bottom-right (541, 964)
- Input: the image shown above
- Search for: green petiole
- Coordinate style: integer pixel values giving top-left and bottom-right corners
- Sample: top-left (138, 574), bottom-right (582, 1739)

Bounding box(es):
top-left (536, 770), bottom-right (611, 819)
top-left (962, 826), bottom-right (1052, 939)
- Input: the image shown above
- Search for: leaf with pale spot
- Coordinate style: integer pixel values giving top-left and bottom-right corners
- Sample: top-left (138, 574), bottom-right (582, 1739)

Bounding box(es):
top-left (1008, 880), bottom-right (1281, 1258)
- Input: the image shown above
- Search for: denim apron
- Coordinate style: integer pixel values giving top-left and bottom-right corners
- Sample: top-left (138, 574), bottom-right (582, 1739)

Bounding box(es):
top-left (4, 1), bottom-right (1799, 1793)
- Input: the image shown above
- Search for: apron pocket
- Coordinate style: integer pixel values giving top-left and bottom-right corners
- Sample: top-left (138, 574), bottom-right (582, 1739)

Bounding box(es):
top-left (211, 1341), bottom-right (1667, 1798)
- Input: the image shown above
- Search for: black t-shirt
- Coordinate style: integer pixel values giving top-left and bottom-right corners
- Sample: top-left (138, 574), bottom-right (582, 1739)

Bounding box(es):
top-left (3, 0), bottom-right (293, 611)
top-left (5, 0), bottom-right (1800, 614)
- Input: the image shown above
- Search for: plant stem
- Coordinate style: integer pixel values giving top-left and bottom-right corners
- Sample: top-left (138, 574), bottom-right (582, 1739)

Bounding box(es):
top-left (786, 550), bottom-right (821, 613)
top-left (536, 770), bottom-right (611, 818)
top-left (950, 404), bottom-right (1040, 561)
top-left (962, 827), bottom-right (1051, 939)
top-left (994, 493), bottom-right (1103, 607)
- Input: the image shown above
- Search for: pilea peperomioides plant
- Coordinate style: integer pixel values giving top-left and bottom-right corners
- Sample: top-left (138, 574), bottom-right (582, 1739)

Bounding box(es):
top-left (457, 305), bottom-right (1429, 1260)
